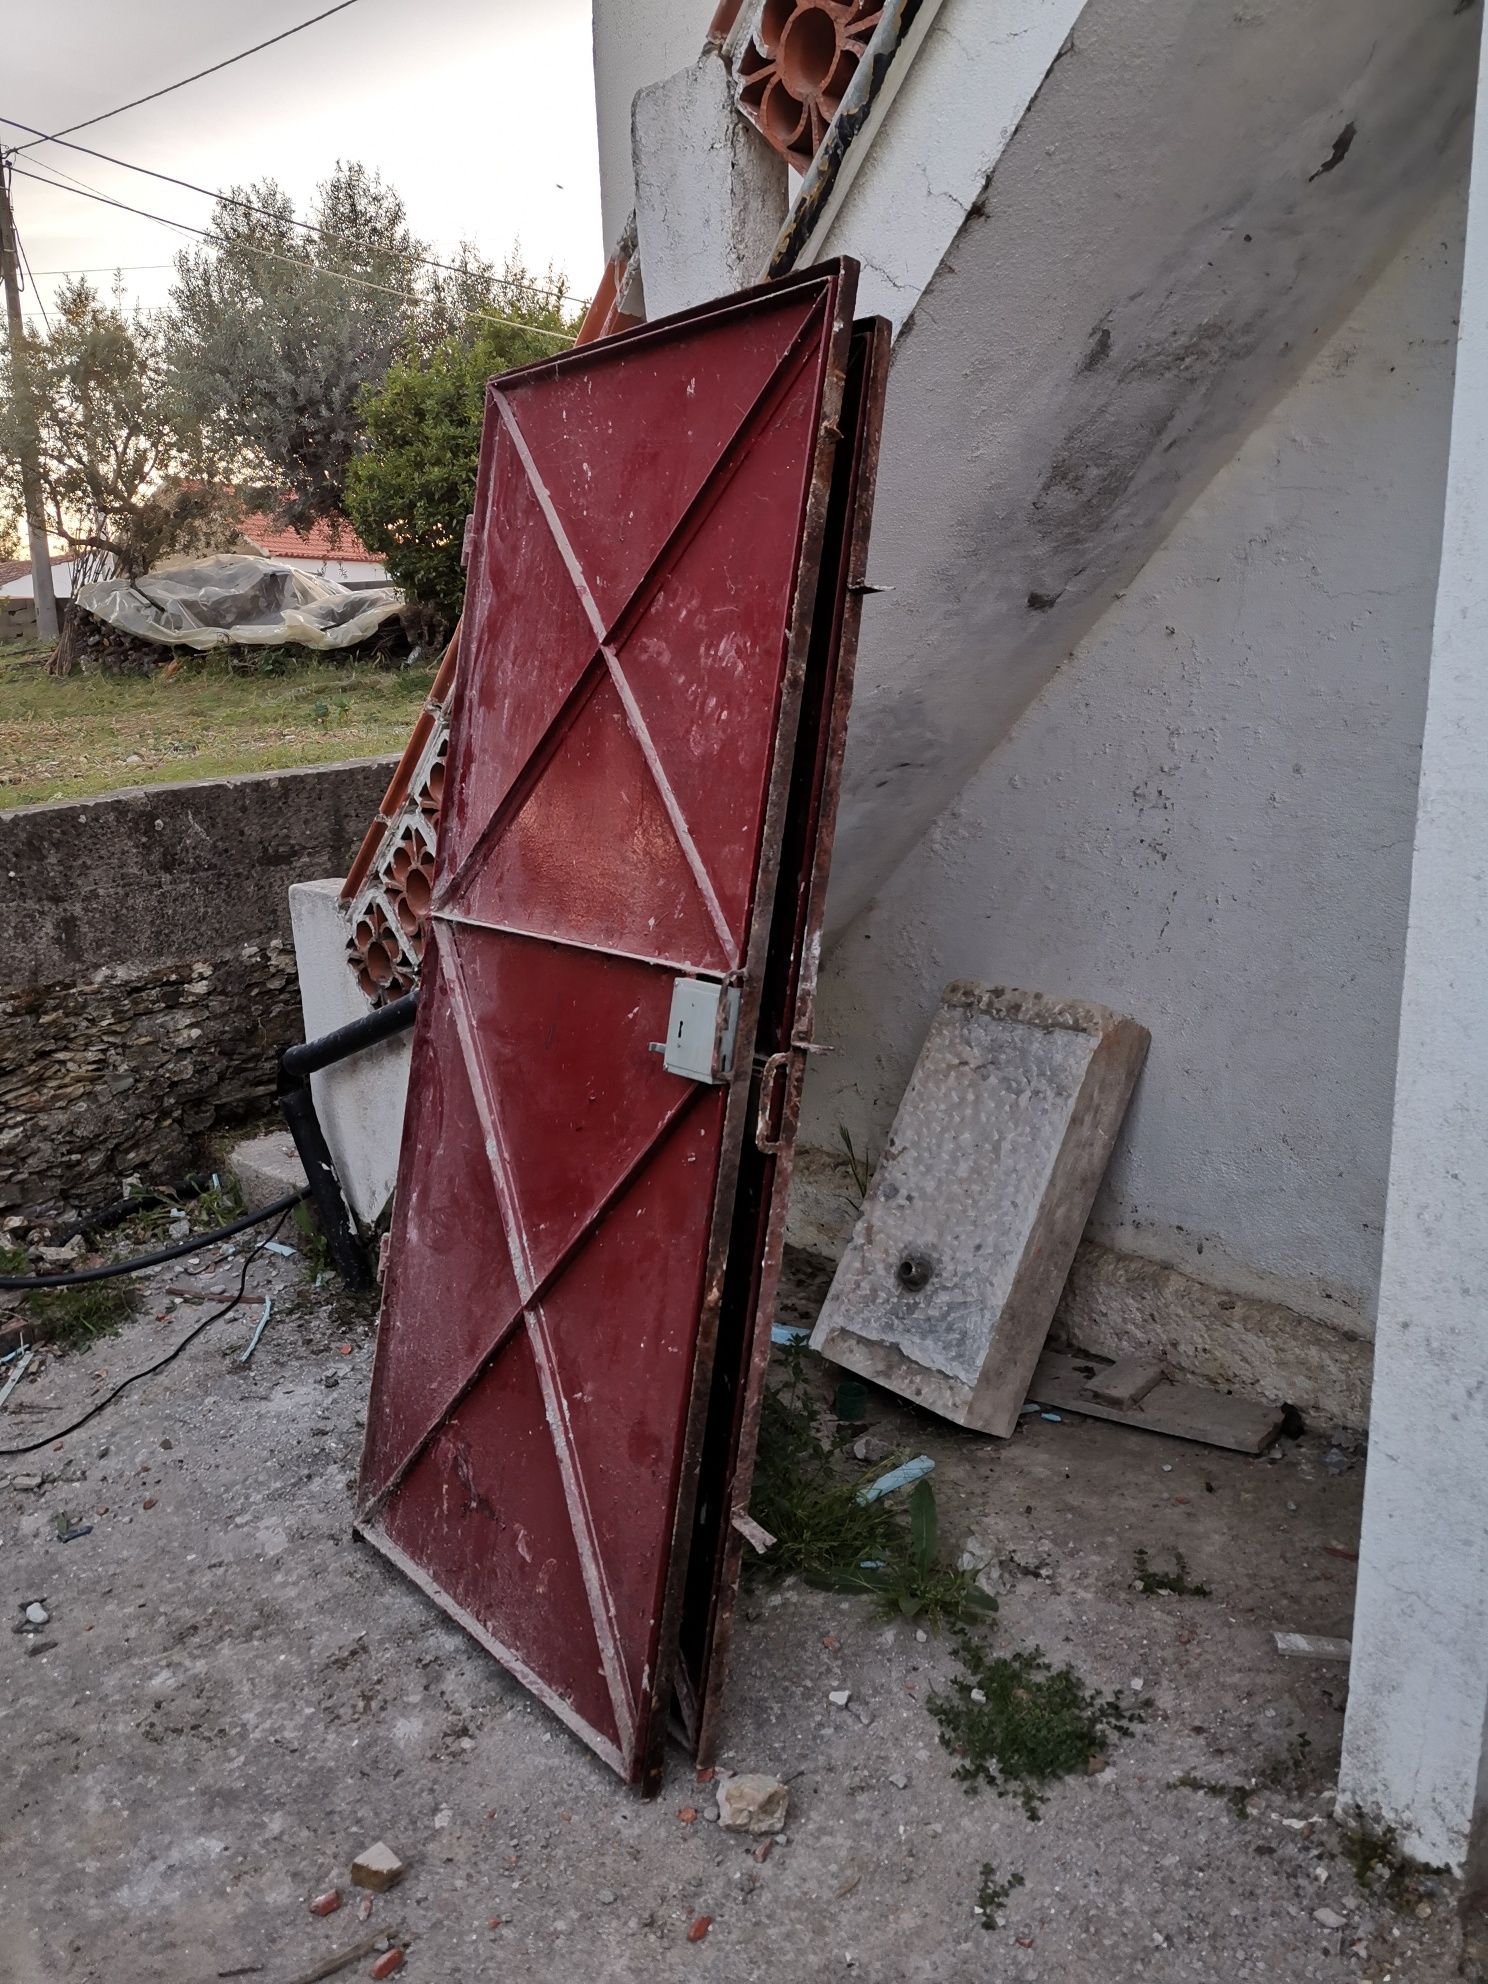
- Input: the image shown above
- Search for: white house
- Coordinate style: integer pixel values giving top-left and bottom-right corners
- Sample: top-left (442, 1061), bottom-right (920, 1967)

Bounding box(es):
top-left (587, 0), bottom-right (1488, 1882)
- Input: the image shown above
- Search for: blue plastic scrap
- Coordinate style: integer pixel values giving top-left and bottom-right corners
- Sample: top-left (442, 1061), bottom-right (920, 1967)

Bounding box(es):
top-left (238, 1296), bottom-right (273, 1366)
top-left (856, 1454), bottom-right (935, 1505)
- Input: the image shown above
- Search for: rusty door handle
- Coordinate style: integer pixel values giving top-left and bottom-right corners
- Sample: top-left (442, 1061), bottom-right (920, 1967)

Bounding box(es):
top-left (755, 1050), bottom-right (793, 1155)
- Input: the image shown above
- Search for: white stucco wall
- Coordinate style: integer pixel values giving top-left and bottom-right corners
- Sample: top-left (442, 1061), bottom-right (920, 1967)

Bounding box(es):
top-left (592, 0), bottom-right (709, 255)
top-left (796, 190), bottom-right (1465, 1338)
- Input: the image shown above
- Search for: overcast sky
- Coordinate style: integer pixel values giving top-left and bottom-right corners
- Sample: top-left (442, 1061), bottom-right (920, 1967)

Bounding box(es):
top-left (4, 0), bottom-right (604, 329)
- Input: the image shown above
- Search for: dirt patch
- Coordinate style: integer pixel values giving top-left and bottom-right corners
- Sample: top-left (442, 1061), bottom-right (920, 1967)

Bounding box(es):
top-left (0, 1248), bottom-right (1460, 1982)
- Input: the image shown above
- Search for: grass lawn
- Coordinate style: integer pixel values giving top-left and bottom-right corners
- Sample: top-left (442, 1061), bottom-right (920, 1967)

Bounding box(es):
top-left (0, 644), bottom-right (434, 808)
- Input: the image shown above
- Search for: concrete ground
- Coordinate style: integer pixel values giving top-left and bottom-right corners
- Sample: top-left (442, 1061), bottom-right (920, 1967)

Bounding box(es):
top-left (0, 1238), bottom-right (1464, 1984)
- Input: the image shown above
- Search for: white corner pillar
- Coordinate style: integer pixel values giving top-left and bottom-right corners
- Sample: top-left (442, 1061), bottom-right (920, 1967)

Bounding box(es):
top-left (1338, 32), bottom-right (1488, 1879)
top-left (631, 51), bottom-right (787, 322)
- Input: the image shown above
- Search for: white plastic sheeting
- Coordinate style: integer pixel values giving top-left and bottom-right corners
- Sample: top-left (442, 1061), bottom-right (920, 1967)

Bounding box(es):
top-left (75, 554), bottom-right (404, 652)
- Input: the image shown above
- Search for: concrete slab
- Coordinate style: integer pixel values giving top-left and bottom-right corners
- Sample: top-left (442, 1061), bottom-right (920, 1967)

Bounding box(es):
top-left (227, 1128), bottom-right (305, 1211)
top-left (631, 51), bottom-right (786, 321)
top-left (288, 878), bottom-right (412, 1229)
top-left (810, 983), bottom-right (1148, 1436)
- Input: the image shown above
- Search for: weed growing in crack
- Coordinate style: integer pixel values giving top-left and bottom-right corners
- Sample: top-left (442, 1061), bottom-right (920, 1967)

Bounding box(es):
top-left (291, 1201), bottom-right (334, 1281)
top-left (747, 1342), bottom-right (997, 1629)
top-left (927, 1629), bottom-right (1144, 1818)
top-left (1260, 1730), bottom-right (1317, 1794)
top-left (25, 1280), bottom-right (135, 1350)
top-left (837, 1124), bottom-right (871, 1216)
top-left (1338, 1815), bottom-right (1446, 1912)
top-left (975, 1863), bottom-right (1025, 1929)
top-left (1133, 1548), bottom-right (1211, 1597)
top-left (1169, 1773), bottom-right (1254, 1820)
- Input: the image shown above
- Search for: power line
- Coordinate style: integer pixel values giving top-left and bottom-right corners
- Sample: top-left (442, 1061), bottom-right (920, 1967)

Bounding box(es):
top-left (29, 264), bottom-right (174, 276)
top-left (15, 232), bottom-right (51, 334)
top-left (0, 115), bottom-right (579, 309)
top-left (11, 0), bottom-right (366, 154)
top-left (6, 162), bottom-right (574, 344)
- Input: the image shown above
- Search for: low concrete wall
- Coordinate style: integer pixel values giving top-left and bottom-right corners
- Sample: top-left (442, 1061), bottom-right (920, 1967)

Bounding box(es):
top-left (0, 758), bottom-right (393, 1212)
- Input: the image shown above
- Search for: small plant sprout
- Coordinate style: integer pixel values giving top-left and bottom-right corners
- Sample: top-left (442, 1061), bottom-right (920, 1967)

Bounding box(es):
top-left (1133, 1548), bottom-right (1211, 1597)
top-left (974, 1863), bottom-right (1025, 1929)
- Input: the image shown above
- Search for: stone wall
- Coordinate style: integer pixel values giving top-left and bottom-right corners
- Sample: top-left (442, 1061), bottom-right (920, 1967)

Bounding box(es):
top-left (0, 758), bottom-right (393, 1213)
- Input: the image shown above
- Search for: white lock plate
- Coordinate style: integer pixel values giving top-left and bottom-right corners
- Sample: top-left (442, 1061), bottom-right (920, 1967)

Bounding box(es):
top-left (653, 977), bottom-right (741, 1084)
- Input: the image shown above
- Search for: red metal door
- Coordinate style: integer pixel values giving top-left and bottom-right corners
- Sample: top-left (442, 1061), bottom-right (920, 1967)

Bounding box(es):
top-left (356, 264), bottom-right (857, 1786)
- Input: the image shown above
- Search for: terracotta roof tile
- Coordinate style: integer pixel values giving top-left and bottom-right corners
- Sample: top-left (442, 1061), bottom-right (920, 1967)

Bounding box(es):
top-left (238, 511), bottom-right (379, 564)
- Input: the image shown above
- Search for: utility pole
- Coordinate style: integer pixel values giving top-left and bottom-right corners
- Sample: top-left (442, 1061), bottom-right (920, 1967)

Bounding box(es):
top-left (0, 155), bottom-right (58, 644)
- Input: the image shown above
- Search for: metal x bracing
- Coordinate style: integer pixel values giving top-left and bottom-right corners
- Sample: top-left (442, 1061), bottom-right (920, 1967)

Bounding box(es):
top-left (431, 290), bottom-right (830, 970)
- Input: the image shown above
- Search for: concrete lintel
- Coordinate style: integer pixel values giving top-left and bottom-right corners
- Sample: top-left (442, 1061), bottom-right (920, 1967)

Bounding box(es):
top-left (632, 51), bottom-right (788, 321)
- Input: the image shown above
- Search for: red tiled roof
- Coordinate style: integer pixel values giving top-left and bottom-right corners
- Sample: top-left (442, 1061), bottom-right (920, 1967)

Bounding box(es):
top-left (238, 511), bottom-right (379, 564)
top-left (0, 559), bottom-right (30, 587)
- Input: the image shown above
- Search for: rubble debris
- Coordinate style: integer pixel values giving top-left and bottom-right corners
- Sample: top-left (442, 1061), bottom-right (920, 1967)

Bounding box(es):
top-left (310, 1891), bottom-right (343, 1917)
top-left (368, 1951), bottom-right (405, 1980)
top-left (1028, 1350), bottom-right (1284, 1455)
top-left (1082, 1356), bottom-right (1165, 1407)
top-left (20, 1601), bottom-right (49, 1629)
top-left (686, 1916), bottom-right (712, 1943)
top-left (829, 1689), bottom-right (852, 1708)
top-left (0, 1348), bottom-right (36, 1410)
top-left (730, 1510), bottom-right (776, 1554)
top-left (812, 985), bottom-right (1149, 1436)
top-left (285, 1927), bottom-right (399, 1984)
top-left (1313, 1907), bottom-right (1348, 1930)
top-left (350, 1843), bottom-right (405, 1892)
top-left (1273, 1632), bottom-right (1352, 1661)
top-left (716, 1775), bottom-right (789, 1834)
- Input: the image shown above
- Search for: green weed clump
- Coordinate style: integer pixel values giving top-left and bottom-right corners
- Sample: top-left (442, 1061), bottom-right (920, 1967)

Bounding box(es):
top-left (927, 1630), bottom-right (1143, 1818)
top-left (748, 1343), bottom-right (997, 1630)
top-left (26, 1281), bottom-right (134, 1350)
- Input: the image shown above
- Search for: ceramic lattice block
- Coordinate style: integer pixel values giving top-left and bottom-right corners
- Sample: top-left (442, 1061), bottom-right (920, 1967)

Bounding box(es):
top-left (810, 983), bottom-right (1149, 1436)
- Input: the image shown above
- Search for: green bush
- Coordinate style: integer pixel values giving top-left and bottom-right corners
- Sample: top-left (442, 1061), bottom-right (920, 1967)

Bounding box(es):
top-left (346, 269), bottom-right (578, 632)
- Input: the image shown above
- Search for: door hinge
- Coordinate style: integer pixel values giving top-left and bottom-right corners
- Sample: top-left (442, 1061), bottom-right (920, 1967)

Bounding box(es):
top-left (649, 977), bottom-right (741, 1085)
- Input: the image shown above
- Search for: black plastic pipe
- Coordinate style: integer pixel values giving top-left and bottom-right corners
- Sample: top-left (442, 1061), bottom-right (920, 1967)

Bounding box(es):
top-left (276, 991), bottom-right (419, 1290)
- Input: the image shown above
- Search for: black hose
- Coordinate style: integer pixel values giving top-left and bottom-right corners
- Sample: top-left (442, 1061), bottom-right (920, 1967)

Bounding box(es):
top-left (0, 1189), bottom-right (309, 1290)
top-left (276, 988), bottom-right (418, 1291)
top-left (49, 1172), bottom-right (219, 1245)
top-left (0, 1209), bottom-right (294, 1456)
